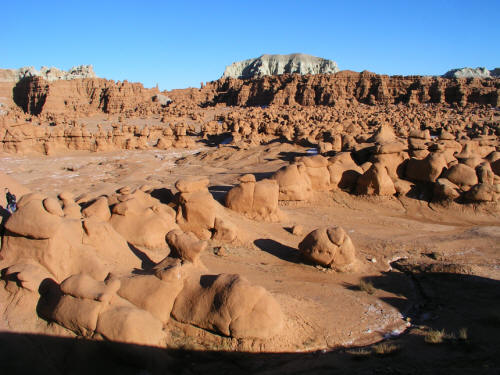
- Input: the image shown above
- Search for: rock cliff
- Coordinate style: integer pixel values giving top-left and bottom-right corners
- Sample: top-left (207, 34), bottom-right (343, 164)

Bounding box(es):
top-left (12, 76), bottom-right (164, 115)
top-left (0, 65), bottom-right (96, 82)
top-left (201, 71), bottom-right (500, 107)
top-left (222, 53), bottom-right (339, 79)
top-left (443, 67), bottom-right (499, 79)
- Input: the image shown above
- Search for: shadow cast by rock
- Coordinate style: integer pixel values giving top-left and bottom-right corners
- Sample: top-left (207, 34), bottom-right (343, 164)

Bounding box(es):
top-left (208, 185), bottom-right (232, 204)
top-left (253, 239), bottom-right (301, 264)
top-left (128, 243), bottom-right (156, 272)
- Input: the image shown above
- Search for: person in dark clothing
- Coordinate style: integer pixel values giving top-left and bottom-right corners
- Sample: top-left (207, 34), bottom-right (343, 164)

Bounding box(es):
top-left (5, 188), bottom-right (17, 213)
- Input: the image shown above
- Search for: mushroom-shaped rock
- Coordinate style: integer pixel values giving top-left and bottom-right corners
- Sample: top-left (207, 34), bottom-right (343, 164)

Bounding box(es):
top-left (445, 163), bottom-right (478, 188)
top-left (166, 229), bottom-right (207, 264)
top-left (2, 195), bottom-right (142, 282)
top-left (212, 217), bottom-right (237, 242)
top-left (58, 191), bottom-right (82, 219)
top-left (295, 155), bottom-right (331, 191)
top-left (356, 163), bottom-right (396, 196)
top-left (171, 273), bottom-right (284, 339)
top-left (225, 175), bottom-right (282, 221)
top-left (175, 178), bottom-right (217, 240)
top-left (175, 177), bottom-right (210, 193)
top-left (298, 226), bottom-right (357, 271)
top-left (405, 153), bottom-right (448, 182)
top-left (271, 164), bottom-right (313, 201)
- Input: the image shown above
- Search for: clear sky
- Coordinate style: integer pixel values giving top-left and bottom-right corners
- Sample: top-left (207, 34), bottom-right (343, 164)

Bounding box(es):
top-left (2, 0), bottom-right (499, 90)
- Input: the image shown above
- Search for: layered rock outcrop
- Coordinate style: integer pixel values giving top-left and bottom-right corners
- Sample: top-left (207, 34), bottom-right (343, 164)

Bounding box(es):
top-left (222, 53), bottom-right (339, 79)
top-left (202, 71), bottom-right (500, 107)
top-left (443, 67), bottom-right (499, 79)
top-left (0, 123), bottom-right (196, 155)
top-left (13, 76), bottom-right (164, 115)
top-left (0, 65), bottom-right (97, 83)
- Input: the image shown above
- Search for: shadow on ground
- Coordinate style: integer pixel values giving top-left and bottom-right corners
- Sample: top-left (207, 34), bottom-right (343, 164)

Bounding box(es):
top-left (2, 268), bottom-right (500, 374)
top-left (253, 238), bottom-right (302, 263)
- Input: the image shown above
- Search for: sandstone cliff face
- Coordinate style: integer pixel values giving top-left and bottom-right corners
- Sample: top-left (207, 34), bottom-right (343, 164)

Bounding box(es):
top-left (203, 71), bottom-right (500, 107)
top-left (222, 54), bottom-right (339, 79)
top-left (9, 70), bottom-right (500, 117)
top-left (13, 77), bottom-right (163, 115)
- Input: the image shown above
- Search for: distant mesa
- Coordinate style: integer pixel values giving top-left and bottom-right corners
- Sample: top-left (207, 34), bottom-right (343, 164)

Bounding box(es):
top-left (222, 53), bottom-right (340, 79)
top-left (0, 65), bottom-right (96, 83)
top-left (443, 66), bottom-right (499, 79)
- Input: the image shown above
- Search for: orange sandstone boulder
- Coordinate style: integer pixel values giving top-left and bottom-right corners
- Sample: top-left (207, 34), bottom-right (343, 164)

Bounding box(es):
top-left (166, 229), bottom-right (207, 264)
top-left (298, 226), bottom-right (357, 271)
top-left (171, 273), bottom-right (284, 339)
top-left (356, 163), bottom-right (396, 196)
top-left (225, 174), bottom-right (283, 221)
top-left (405, 152), bottom-right (448, 182)
top-left (271, 164), bottom-right (313, 201)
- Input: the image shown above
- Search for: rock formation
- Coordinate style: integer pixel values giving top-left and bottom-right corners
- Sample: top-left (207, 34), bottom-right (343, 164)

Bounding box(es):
top-left (443, 67), bottom-right (498, 79)
top-left (206, 71), bottom-right (500, 107)
top-left (225, 174), bottom-right (284, 221)
top-left (0, 65), bottom-right (97, 82)
top-left (222, 53), bottom-right (339, 79)
top-left (13, 76), bottom-right (164, 115)
top-left (0, 178), bottom-right (284, 346)
top-left (298, 226), bottom-right (357, 271)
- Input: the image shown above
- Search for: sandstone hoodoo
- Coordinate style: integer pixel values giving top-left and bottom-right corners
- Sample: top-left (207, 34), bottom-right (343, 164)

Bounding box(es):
top-left (222, 53), bottom-right (340, 79)
top-left (298, 226), bottom-right (358, 271)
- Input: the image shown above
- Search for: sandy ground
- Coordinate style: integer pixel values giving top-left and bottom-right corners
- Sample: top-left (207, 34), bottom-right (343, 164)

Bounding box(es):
top-left (1, 141), bottom-right (499, 360)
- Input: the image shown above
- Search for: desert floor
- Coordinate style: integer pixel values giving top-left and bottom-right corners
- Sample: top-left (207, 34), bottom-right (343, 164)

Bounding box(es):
top-left (1, 140), bottom-right (499, 373)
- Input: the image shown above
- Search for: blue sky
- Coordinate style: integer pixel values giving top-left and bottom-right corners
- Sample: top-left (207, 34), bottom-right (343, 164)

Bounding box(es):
top-left (2, 0), bottom-right (498, 90)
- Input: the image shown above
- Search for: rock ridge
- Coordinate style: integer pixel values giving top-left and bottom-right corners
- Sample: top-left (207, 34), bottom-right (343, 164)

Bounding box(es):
top-left (443, 67), bottom-right (500, 79)
top-left (0, 65), bottom-right (96, 83)
top-left (222, 53), bottom-right (339, 79)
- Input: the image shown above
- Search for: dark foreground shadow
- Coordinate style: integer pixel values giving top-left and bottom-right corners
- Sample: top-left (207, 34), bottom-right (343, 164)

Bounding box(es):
top-left (1, 318), bottom-right (499, 375)
top-left (3, 266), bottom-right (500, 374)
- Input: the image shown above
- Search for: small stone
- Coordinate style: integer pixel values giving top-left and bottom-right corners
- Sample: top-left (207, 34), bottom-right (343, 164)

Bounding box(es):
top-left (213, 246), bottom-right (228, 257)
top-left (292, 225), bottom-right (304, 236)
